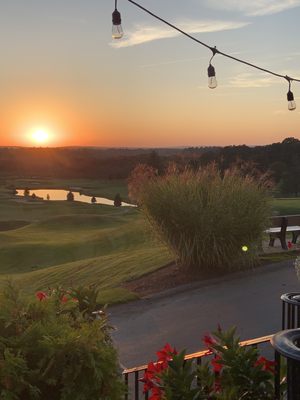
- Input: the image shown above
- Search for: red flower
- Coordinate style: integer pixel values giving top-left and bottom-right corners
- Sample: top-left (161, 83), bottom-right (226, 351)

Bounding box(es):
top-left (36, 291), bottom-right (47, 301)
top-left (156, 343), bottom-right (177, 367)
top-left (255, 356), bottom-right (276, 374)
top-left (149, 386), bottom-right (162, 400)
top-left (211, 355), bottom-right (223, 373)
top-left (288, 241), bottom-right (293, 249)
top-left (141, 343), bottom-right (176, 399)
top-left (61, 295), bottom-right (68, 303)
top-left (203, 334), bottom-right (217, 349)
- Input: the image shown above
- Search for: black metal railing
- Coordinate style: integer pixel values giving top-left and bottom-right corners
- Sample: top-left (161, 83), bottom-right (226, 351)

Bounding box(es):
top-left (272, 329), bottom-right (300, 400)
top-left (121, 291), bottom-right (300, 399)
top-left (122, 334), bottom-right (274, 400)
top-left (281, 292), bottom-right (300, 329)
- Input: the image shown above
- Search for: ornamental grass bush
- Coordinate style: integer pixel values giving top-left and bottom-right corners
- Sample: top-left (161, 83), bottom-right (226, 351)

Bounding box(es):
top-left (0, 282), bottom-right (124, 400)
top-left (136, 164), bottom-right (271, 274)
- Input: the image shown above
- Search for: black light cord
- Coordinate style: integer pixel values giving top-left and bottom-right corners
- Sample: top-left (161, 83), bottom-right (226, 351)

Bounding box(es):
top-left (126, 0), bottom-right (300, 85)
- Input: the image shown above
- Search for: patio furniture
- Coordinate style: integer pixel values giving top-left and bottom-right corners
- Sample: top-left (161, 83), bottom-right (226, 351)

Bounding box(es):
top-left (266, 215), bottom-right (300, 250)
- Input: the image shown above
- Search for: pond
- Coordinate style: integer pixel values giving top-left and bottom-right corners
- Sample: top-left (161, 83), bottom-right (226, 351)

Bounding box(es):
top-left (16, 189), bottom-right (134, 207)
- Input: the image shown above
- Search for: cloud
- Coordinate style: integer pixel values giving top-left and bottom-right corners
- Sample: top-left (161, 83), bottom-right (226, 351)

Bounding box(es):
top-left (111, 19), bottom-right (250, 48)
top-left (204, 0), bottom-right (300, 16)
top-left (228, 73), bottom-right (279, 88)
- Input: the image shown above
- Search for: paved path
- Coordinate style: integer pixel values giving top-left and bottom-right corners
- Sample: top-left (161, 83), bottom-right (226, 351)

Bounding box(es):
top-left (109, 260), bottom-right (300, 368)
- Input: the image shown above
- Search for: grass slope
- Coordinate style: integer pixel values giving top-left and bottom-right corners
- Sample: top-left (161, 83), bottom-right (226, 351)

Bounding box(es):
top-left (272, 198), bottom-right (300, 215)
top-left (0, 177), bottom-right (300, 305)
top-left (0, 179), bottom-right (171, 304)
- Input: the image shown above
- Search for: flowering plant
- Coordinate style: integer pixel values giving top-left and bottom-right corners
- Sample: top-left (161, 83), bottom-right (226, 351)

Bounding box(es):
top-left (142, 327), bottom-right (276, 400)
top-left (0, 281), bottom-right (124, 400)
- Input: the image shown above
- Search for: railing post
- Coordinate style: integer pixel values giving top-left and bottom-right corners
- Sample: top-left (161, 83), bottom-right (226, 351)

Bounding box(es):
top-left (274, 350), bottom-right (281, 400)
top-left (271, 329), bottom-right (300, 400)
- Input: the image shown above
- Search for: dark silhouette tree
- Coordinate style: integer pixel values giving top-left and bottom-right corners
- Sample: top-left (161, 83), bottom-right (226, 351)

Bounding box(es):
top-left (24, 188), bottom-right (30, 197)
top-left (91, 196), bottom-right (97, 204)
top-left (114, 193), bottom-right (122, 207)
top-left (147, 150), bottom-right (164, 175)
top-left (67, 191), bottom-right (74, 202)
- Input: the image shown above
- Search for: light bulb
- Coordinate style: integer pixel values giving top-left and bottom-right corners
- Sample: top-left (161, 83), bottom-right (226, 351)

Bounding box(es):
top-left (112, 9), bottom-right (123, 39)
top-left (208, 64), bottom-right (217, 89)
top-left (287, 90), bottom-right (296, 111)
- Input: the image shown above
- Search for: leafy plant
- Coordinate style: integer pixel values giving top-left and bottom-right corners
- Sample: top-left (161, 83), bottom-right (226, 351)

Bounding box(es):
top-left (0, 281), bottom-right (124, 400)
top-left (142, 327), bottom-right (277, 400)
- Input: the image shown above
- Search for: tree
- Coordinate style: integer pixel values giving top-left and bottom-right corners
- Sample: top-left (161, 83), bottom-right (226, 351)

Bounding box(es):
top-left (280, 169), bottom-right (300, 196)
top-left (147, 150), bottom-right (164, 174)
top-left (282, 137), bottom-right (300, 145)
top-left (114, 193), bottom-right (122, 207)
top-left (67, 191), bottom-right (74, 201)
top-left (24, 188), bottom-right (30, 197)
top-left (91, 196), bottom-right (97, 204)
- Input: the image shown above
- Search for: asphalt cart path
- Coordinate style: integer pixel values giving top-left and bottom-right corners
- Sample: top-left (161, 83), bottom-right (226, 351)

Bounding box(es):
top-left (110, 260), bottom-right (300, 368)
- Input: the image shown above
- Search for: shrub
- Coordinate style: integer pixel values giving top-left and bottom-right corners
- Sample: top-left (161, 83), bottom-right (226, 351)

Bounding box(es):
top-left (128, 164), bottom-right (157, 205)
top-left (138, 165), bottom-right (271, 273)
top-left (114, 193), bottom-right (122, 207)
top-left (142, 327), bottom-right (276, 400)
top-left (0, 282), bottom-right (124, 400)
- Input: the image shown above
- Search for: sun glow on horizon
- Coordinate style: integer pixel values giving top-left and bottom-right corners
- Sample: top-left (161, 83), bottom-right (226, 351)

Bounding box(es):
top-left (31, 129), bottom-right (50, 145)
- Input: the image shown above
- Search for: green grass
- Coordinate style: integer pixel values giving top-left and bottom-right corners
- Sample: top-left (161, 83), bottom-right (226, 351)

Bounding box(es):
top-left (0, 178), bottom-right (299, 305)
top-left (0, 179), bottom-right (171, 304)
top-left (272, 198), bottom-right (300, 215)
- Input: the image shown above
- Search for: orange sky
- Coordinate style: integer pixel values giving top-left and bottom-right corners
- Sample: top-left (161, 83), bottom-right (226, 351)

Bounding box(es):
top-left (0, 0), bottom-right (299, 147)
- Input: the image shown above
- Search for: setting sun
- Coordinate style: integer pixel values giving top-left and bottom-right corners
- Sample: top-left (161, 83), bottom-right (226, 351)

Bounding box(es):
top-left (31, 129), bottom-right (50, 144)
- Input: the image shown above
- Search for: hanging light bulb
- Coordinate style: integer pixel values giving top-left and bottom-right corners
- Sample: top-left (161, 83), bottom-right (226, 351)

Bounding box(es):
top-left (112, 0), bottom-right (123, 39)
top-left (207, 47), bottom-right (218, 89)
top-left (287, 89), bottom-right (296, 111)
top-left (208, 64), bottom-right (217, 89)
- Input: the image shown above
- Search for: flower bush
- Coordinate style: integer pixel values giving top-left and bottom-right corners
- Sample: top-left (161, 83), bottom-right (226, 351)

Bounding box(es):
top-left (142, 327), bottom-right (277, 400)
top-left (0, 282), bottom-right (124, 400)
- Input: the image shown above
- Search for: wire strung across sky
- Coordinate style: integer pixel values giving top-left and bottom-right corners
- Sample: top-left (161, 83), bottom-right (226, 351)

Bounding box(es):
top-left (125, 0), bottom-right (300, 85)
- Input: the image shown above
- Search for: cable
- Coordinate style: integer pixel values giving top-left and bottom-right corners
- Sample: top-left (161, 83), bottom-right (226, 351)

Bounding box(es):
top-left (126, 0), bottom-right (300, 84)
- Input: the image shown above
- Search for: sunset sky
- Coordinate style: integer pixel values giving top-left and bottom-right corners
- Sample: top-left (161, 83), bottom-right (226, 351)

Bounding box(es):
top-left (0, 0), bottom-right (299, 147)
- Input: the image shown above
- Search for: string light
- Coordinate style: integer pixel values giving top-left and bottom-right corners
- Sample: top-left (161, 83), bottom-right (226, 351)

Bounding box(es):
top-left (114, 0), bottom-right (299, 109)
top-left (112, 0), bottom-right (123, 39)
top-left (208, 48), bottom-right (218, 89)
top-left (287, 79), bottom-right (296, 111)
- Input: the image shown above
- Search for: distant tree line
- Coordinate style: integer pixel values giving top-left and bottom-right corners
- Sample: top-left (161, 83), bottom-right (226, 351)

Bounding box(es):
top-left (0, 138), bottom-right (299, 195)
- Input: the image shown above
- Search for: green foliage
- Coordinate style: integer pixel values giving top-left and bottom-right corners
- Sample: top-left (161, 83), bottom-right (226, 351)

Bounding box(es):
top-left (160, 352), bottom-right (199, 400)
top-left (138, 165), bottom-right (271, 273)
top-left (0, 282), bottom-right (124, 400)
top-left (199, 327), bottom-right (275, 399)
top-left (143, 328), bottom-right (276, 400)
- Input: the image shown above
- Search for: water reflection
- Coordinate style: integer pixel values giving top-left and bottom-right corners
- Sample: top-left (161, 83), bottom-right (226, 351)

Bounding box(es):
top-left (16, 189), bottom-right (134, 207)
